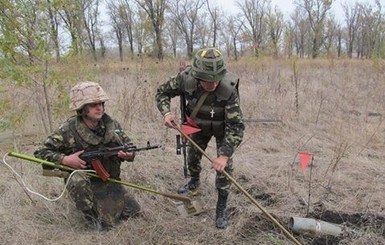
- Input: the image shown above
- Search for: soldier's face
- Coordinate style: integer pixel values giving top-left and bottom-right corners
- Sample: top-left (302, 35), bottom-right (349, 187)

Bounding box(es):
top-left (199, 80), bottom-right (219, 92)
top-left (86, 102), bottom-right (104, 120)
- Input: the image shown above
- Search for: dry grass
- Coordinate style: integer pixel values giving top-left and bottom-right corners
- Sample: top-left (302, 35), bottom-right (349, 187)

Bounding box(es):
top-left (1, 57), bottom-right (385, 244)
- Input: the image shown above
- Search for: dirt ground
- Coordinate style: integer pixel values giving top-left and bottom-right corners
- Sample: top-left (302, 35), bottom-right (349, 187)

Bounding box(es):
top-left (1, 58), bottom-right (385, 245)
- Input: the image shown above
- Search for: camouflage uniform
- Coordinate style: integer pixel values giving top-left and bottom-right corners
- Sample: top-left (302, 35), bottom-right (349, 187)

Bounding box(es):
top-left (156, 68), bottom-right (244, 194)
top-left (156, 48), bottom-right (244, 229)
top-left (34, 83), bottom-right (140, 229)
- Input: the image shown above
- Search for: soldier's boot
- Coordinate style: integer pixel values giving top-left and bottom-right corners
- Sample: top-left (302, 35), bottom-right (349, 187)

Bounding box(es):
top-left (215, 191), bottom-right (229, 229)
top-left (83, 209), bottom-right (102, 231)
top-left (177, 177), bottom-right (200, 194)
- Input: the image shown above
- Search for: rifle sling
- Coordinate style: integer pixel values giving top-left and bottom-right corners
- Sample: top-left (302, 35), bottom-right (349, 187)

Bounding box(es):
top-left (189, 91), bottom-right (209, 120)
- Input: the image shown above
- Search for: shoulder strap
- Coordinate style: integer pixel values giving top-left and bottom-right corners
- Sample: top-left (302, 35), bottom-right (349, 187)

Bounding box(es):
top-left (190, 91), bottom-right (209, 120)
top-left (215, 72), bottom-right (239, 101)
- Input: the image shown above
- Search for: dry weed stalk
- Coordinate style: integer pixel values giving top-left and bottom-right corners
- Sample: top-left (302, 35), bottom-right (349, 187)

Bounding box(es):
top-left (324, 141), bottom-right (350, 194)
top-left (289, 59), bottom-right (300, 116)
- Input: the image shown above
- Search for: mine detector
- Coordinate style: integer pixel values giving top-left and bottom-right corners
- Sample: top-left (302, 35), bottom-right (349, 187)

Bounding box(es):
top-left (4, 150), bottom-right (204, 217)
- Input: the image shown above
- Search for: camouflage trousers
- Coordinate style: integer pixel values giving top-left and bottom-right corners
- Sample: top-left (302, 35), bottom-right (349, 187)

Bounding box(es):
top-left (187, 133), bottom-right (233, 195)
top-left (66, 173), bottom-right (140, 228)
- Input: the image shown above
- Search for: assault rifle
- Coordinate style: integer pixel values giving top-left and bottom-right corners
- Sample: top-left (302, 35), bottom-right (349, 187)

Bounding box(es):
top-left (176, 61), bottom-right (189, 178)
top-left (80, 141), bottom-right (161, 181)
top-left (176, 92), bottom-right (189, 178)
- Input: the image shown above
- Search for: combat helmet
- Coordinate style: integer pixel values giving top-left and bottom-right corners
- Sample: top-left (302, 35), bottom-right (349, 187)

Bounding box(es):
top-left (69, 81), bottom-right (109, 111)
top-left (191, 47), bottom-right (227, 82)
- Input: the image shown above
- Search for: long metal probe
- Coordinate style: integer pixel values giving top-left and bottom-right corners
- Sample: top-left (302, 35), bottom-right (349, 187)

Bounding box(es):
top-left (173, 122), bottom-right (302, 245)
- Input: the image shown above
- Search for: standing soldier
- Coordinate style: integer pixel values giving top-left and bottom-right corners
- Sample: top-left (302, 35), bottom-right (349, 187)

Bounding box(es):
top-left (34, 81), bottom-right (141, 230)
top-left (155, 47), bottom-right (244, 229)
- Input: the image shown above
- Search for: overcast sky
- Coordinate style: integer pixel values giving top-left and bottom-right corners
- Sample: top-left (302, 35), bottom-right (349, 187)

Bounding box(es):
top-left (219, 0), bottom-right (384, 22)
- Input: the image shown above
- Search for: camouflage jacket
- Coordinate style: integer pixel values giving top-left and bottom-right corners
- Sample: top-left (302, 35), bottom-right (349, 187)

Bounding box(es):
top-left (155, 68), bottom-right (244, 157)
top-left (34, 113), bottom-right (134, 179)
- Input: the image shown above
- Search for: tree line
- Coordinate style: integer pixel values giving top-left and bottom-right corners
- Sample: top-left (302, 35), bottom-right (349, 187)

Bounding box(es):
top-left (0, 0), bottom-right (384, 63)
top-left (0, 0), bottom-right (384, 139)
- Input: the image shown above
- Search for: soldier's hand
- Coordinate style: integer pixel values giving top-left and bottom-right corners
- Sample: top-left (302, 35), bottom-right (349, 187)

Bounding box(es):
top-left (211, 155), bottom-right (229, 173)
top-left (117, 150), bottom-right (134, 161)
top-left (61, 150), bottom-right (87, 169)
top-left (163, 112), bottom-right (178, 128)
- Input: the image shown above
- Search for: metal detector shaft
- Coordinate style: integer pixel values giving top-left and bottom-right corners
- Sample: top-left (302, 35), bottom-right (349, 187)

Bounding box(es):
top-left (172, 123), bottom-right (302, 245)
top-left (7, 151), bottom-right (193, 204)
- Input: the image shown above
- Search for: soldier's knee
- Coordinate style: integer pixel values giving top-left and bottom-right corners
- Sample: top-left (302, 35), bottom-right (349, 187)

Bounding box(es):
top-left (121, 195), bottom-right (141, 220)
top-left (215, 174), bottom-right (231, 191)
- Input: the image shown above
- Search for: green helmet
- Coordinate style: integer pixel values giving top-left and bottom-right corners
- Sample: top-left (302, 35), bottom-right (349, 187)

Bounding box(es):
top-left (191, 48), bottom-right (226, 82)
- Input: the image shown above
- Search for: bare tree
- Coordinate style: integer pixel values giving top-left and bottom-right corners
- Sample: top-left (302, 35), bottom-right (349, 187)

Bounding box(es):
top-left (283, 21), bottom-right (295, 58)
top-left (135, 0), bottom-right (166, 60)
top-left (99, 36), bottom-right (106, 58)
top-left (323, 17), bottom-right (339, 56)
top-left (290, 6), bottom-right (310, 58)
top-left (266, 5), bottom-right (283, 58)
top-left (205, 0), bottom-right (221, 47)
top-left (121, 0), bottom-right (135, 59)
top-left (356, 3), bottom-right (376, 58)
top-left (59, 0), bottom-right (85, 55)
top-left (343, 1), bottom-right (362, 58)
top-left (164, 13), bottom-right (182, 57)
top-left (294, 0), bottom-right (334, 58)
top-left (357, 0), bottom-right (385, 58)
top-left (46, 0), bottom-right (61, 62)
top-left (82, 0), bottom-right (101, 61)
top-left (237, 0), bottom-right (269, 57)
top-left (106, 0), bottom-right (126, 61)
top-left (221, 14), bottom-right (244, 60)
top-left (134, 8), bottom-right (153, 55)
top-left (195, 14), bottom-right (211, 48)
top-left (169, 0), bottom-right (205, 58)
top-left (336, 24), bottom-right (343, 57)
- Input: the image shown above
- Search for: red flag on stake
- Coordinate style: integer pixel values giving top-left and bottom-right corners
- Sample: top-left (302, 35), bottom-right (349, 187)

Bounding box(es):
top-left (186, 116), bottom-right (200, 128)
top-left (298, 151), bottom-right (313, 171)
top-left (181, 124), bottom-right (201, 135)
top-left (180, 115), bottom-right (201, 135)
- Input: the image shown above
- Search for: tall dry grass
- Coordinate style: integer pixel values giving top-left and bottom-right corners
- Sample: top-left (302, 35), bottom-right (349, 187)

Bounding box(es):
top-left (1, 57), bottom-right (385, 244)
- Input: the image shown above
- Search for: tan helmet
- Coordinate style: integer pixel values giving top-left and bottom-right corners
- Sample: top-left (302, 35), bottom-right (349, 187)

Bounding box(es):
top-left (69, 81), bottom-right (109, 111)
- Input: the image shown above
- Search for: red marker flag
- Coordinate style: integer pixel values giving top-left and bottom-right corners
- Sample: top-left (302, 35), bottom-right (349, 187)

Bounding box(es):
top-left (186, 116), bottom-right (200, 128)
top-left (298, 151), bottom-right (313, 171)
top-left (181, 124), bottom-right (201, 135)
top-left (181, 115), bottom-right (201, 135)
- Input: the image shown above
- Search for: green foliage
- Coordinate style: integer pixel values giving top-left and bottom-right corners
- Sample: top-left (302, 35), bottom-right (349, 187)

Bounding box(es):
top-left (0, 60), bottom-right (29, 84)
top-left (0, 95), bottom-right (11, 130)
top-left (52, 82), bottom-right (71, 120)
top-left (0, 57), bottom-right (35, 131)
top-left (0, 0), bottom-right (102, 133)
top-left (0, 87), bottom-right (30, 131)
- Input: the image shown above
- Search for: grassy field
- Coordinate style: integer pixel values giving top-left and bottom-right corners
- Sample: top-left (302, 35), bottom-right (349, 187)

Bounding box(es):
top-left (1, 57), bottom-right (385, 244)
